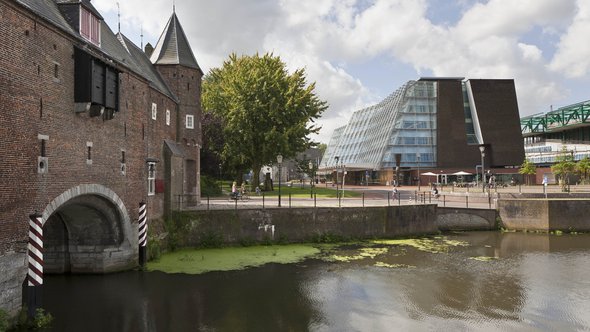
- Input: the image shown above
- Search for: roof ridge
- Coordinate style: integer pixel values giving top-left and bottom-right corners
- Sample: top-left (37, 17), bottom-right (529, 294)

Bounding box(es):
top-left (149, 12), bottom-right (202, 72)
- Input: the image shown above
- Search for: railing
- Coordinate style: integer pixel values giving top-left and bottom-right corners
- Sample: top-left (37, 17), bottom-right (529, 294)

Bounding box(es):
top-left (178, 185), bottom-right (590, 211)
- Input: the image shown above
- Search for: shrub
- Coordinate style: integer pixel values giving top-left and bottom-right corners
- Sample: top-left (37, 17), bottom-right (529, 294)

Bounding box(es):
top-left (200, 174), bottom-right (222, 197)
top-left (0, 308), bottom-right (9, 332)
top-left (147, 236), bottom-right (162, 261)
top-left (33, 308), bottom-right (53, 329)
top-left (199, 231), bottom-right (223, 248)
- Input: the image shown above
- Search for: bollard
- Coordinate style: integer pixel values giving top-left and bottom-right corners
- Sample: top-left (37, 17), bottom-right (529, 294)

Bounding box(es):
top-left (443, 195), bottom-right (446, 207)
top-left (138, 203), bottom-right (147, 267)
top-left (466, 195), bottom-right (468, 208)
top-left (27, 213), bottom-right (43, 319)
top-left (207, 196), bottom-right (210, 211)
top-left (398, 192), bottom-right (401, 206)
top-left (314, 193), bottom-right (317, 208)
top-left (488, 195), bottom-right (491, 209)
top-left (387, 191), bottom-right (390, 207)
top-left (362, 192), bottom-right (365, 207)
top-left (289, 193), bottom-right (292, 208)
top-left (262, 192), bottom-right (265, 209)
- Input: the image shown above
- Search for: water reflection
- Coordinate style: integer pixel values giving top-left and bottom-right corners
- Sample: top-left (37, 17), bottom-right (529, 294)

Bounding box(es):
top-left (44, 232), bottom-right (590, 331)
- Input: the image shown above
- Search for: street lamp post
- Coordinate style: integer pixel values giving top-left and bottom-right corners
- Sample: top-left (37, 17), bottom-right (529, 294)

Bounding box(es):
top-left (324, 162), bottom-right (328, 188)
top-left (479, 145), bottom-right (486, 192)
top-left (218, 163), bottom-right (222, 193)
top-left (277, 154), bottom-right (283, 207)
top-left (334, 156), bottom-right (340, 198)
top-left (308, 160), bottom-right (314, 198)
top-left (416, 152), bottom-right (421, 191)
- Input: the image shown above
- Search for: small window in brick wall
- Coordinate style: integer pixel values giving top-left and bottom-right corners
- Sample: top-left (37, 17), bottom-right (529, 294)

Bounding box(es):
top-left (148, 162), bottom-right (156, 195)
top-left (120, 150), bottom-right (126, 175)
top-left (38, 134), bottom-right (49, 174)
top-left (151, 103), bottom-right (157, 120)
top-left (86, 142), bottom-right (93, 165)
top-left (186, 114), bottom-right (194, 129)
top-left (166, 109), bottom-right (170, 126)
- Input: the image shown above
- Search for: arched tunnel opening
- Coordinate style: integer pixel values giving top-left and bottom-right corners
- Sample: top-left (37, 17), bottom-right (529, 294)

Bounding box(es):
top-left (43, 194), bottom-right (133, 274)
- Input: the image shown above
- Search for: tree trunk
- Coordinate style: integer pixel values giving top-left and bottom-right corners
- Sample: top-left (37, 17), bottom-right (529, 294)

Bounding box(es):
top-left (252, 164), bottom-right (261, 192)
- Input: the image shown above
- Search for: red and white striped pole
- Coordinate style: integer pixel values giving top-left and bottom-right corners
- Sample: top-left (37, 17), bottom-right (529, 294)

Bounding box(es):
top-left (138, 202), bottom-right (147, 266)
top-left (27, 212), bottom-right (43, 318)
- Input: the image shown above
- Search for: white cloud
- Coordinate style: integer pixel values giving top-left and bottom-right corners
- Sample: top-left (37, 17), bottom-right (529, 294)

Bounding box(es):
top-left (550, 0), bottom-right (590, 78)
top-left (93, 0), bottom-right (589, 144)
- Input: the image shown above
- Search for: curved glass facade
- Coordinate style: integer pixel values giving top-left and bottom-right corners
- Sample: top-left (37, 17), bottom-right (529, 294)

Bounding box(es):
top-left (324, 80), bottom-right (437, 170)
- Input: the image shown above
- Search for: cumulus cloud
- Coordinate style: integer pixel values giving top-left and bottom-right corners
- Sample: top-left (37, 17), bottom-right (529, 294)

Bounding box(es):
top-left (93, 0), bottom-right (588, 143)
top-left (549, 0), bottom-right (590, 78)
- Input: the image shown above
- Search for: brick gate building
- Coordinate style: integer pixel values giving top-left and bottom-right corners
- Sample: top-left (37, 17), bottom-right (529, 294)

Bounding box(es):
top-left (0, 0), bottom-right (202, 315)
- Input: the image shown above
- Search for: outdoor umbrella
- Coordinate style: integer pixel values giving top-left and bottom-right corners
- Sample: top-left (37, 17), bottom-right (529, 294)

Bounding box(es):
top-left (421, 172), bottom-right (438, 183)
top-left (452, 171), bottom-right (472, 175)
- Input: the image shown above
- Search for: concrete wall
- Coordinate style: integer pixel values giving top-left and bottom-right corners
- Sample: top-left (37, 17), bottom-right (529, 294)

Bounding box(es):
top-left (170, 205), bottom-right (440, 247)
top-left (0, 252), bottom-right (26, 316)
top-left (437, 207), bottom-right (497, 231)
top-left (498, 199), bottom-right (590, 231)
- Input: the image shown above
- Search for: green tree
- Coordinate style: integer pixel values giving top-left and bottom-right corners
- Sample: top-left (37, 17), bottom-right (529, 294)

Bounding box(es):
top-left (202, 53), bottom-right (328, 186)
top-left (551, 147), bottom-right (576, 192)
top-left (575, 156), bottom-right (590, 184)
top-left (518, 159), bottom-right (536, 185)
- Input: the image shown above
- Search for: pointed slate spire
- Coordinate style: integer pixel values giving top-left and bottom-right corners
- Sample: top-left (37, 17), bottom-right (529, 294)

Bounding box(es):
top-left (149, 12), bottom-right (201, 70)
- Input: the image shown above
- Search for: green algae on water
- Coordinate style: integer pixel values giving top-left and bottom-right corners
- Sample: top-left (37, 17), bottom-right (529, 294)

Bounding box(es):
top-left (469, 256), bottom-right (497, 262)
top-left (324, 247), bottom-right (388, 262)
top-left (147, 244), bottom-right (320, 274)
top-left (374, 262), bottom-right (415, 269)
top-left (371, 238), bottom-right (469, 253)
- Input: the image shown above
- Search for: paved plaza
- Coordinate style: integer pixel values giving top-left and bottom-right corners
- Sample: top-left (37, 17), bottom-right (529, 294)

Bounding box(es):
top-left (189, 183), bottom-right (590, 211)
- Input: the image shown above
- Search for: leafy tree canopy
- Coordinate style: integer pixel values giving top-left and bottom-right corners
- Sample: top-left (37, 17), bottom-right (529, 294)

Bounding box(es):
top-left (576, 156), bottom-right (590, 184)
top-left (202, 53), bottom-right (328, 184)
top-left (551, 147), bottom-right (576, 191)
top-left (518, 159), bottom-right (536, 185)
top-left (518, 159), bottom-right (536, 175)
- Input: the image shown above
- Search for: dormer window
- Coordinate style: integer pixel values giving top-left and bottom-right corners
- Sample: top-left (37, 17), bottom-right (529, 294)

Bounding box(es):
top-left (80, 6), bottom-right (100, 46)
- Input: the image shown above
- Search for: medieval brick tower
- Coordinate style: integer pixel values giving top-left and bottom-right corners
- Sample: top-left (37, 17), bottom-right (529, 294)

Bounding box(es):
top-left (0, 0), bottom-right (203, 316)
top-left (149, 10), bottom-right (203, 211)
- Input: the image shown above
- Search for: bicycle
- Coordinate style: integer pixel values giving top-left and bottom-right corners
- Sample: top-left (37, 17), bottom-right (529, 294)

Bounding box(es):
top-left (228, 190), bottom-right (250, 201)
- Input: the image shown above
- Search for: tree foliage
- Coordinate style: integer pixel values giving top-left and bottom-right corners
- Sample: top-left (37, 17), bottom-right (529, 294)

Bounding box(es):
top-left (518, 159), bottom-right (536, 185)
top-left (575, 156), bottom-right (590, 184)
top-left (202, 53), bottom-right (328, 185)
top-left (200, 112), bottom-right (225, 177)
top-left (551, 147), bottom-right (576, 191)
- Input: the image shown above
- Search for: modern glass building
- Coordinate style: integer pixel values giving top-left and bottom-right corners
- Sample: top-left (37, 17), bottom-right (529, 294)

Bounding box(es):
top-left (322, 78), bottom-right (524, 185)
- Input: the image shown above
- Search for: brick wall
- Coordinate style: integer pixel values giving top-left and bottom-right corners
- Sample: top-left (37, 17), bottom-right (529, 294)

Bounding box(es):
top-left (0, 0), bottom-right (184, 256)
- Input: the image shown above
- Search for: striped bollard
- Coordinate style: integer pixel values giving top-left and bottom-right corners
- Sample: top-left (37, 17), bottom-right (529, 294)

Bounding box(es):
top-left (138, 202), bottom-right (147, 267)
top-left (27, 213), bottom-right (43, 318)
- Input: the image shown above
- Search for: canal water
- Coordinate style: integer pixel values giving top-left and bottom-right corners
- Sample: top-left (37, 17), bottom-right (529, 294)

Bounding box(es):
top-left (43, 232), bottom-right (590, 331)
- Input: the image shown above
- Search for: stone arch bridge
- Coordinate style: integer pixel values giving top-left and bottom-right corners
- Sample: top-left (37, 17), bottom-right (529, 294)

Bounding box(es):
top-left (41, 184), bottom-right (137, 274)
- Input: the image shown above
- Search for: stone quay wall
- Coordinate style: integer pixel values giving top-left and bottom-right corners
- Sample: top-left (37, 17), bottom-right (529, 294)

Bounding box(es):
top-left (436, 207), bottom-right (498, 231)
top-left (498, 199), bottom-right (590, 231)
top-left (165, 205), bottom-right (495, 248)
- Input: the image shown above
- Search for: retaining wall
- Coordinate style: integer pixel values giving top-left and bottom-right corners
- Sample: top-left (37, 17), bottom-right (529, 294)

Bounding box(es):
top-left (498, 199), bottom-right (590, 231)
top-left (436, 207), bottom-right (498, 231)
top-left (170, 205), bottom-right (440, 246)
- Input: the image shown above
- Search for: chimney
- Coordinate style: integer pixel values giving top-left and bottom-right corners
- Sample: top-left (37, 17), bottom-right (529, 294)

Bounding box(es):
top-left (144, 43), bottom-right (154, 58)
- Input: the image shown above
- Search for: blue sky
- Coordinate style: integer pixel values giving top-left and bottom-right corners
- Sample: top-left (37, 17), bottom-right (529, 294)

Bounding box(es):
top-left (94, 0), bottom-right (590, 144)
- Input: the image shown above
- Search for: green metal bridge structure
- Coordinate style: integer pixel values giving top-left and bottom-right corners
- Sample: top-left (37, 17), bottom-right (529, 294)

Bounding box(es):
top-left (521, 100), bottom-right (590, 139)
